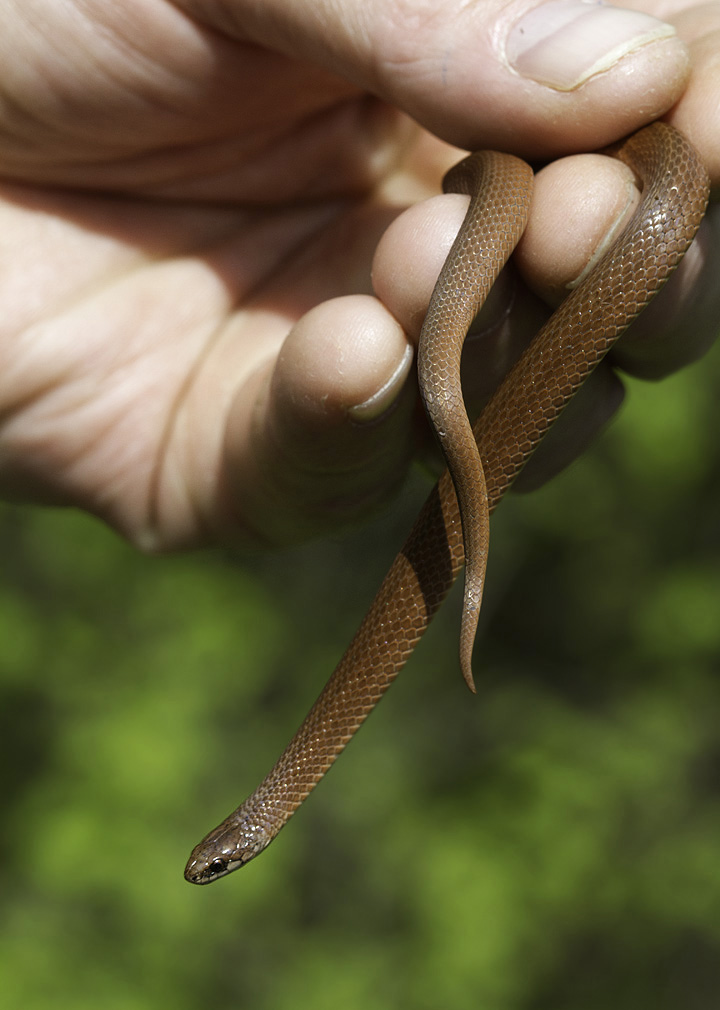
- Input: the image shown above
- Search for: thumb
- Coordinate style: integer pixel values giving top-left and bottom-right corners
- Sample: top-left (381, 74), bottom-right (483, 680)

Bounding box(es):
top-left (179, 0), bottom-right (690, 156)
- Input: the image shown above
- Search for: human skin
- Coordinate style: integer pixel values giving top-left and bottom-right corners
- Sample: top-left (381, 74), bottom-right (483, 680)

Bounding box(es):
top-left (0, 0), bottom-right (717, 550)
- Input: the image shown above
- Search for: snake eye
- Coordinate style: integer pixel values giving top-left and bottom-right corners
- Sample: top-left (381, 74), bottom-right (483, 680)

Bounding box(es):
top-left (209, 858), bottom-right (227, 876)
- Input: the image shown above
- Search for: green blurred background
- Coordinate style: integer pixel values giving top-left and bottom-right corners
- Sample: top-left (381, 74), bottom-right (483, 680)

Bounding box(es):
top-left (1, 336), bottom-right (719, 1010)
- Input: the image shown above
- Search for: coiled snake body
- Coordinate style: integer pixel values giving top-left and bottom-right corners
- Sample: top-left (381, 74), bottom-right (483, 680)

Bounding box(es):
top-left (185, 123), bottom-right (709, 885)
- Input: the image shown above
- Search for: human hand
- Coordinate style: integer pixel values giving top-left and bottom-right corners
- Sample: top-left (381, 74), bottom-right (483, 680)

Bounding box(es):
top-left (0, 0), bottom-right (717, 549)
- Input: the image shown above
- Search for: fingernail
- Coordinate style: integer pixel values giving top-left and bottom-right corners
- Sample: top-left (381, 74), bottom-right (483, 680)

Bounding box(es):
top-left (348, 344), bottom-right (413, 422)
top-left (568, 176), bottom-right (637, 289)
top-left (506, 0), bottom-right (675, 91)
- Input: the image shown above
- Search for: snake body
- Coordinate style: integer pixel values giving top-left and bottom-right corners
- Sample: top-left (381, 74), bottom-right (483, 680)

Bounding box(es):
top-left (417, 150), bottom-right (534, 691)
top-left (185, 123), bottom-right (709, 884)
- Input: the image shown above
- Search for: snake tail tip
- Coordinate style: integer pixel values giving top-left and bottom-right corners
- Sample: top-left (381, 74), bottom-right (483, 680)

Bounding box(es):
top-left (459, 628), bottom-right (478, 693)
top-left (461, 662), bottom-right (477, 694)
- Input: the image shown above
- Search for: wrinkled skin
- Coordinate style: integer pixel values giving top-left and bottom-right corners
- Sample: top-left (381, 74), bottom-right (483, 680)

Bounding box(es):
top-left (0, 0), bottom-right (718, 552)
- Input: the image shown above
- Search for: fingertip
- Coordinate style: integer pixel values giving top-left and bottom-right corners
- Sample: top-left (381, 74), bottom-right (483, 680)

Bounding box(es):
top-left (663, 8), bottom-right (720, 188)
top-left (272, 294), bottom-right (412, 430)
top-left (223, 295), bottom-right (417, 546)
top-left (515, 153), bottom-right (639, 304)
top-left (372, 194), bottom-right (470, 340)
top-left (372, 190), bottom-right (511, 342)
top-left (516, 148), bottom-right (720, 383)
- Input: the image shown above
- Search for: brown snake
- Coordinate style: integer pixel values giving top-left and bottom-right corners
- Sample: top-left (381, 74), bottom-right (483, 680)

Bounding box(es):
top-left (185, 123), bottom-right (709, 884)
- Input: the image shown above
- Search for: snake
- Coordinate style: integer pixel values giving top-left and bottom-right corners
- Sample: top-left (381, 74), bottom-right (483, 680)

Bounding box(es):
top-left (185, 122), bottom-right (710, 884)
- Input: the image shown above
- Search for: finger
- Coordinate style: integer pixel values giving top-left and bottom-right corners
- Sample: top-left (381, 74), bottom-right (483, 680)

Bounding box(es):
top-left (515, 153), bottom-right (641, 306)
top-left (373, 140), bottom-right (717, 490)
top-left (516, 153), bottom-right (720, 378)
top-left (611, 207), bottom-right (720, 378)
top-left (372, 186), bottom-right (550, 423)
top-left (373, 175), bottom-right (624, 487)
top-left (492, 148), bottom-right (719, 481)
top-left (181, 0), bottom-right (690, 155)
top-left (512, 364), bottom-right (625, 491)
top-left (222, 295), bottom-right (416, 548)
top-left (373, 151), bottom-right (637, 384)
top-left (630, 0), bottom-right (720, 185)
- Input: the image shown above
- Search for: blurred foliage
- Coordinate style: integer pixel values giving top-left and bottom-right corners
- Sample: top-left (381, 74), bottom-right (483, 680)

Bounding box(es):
top-left (0, 332), bottom-right (719, 1010)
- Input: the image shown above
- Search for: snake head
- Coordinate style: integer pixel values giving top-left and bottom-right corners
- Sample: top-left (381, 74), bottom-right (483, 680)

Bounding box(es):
top-left (184, 810), bottom-right (272, 884)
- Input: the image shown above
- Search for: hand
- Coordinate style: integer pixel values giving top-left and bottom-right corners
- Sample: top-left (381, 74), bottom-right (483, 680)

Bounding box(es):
top-left (0, 0), bottom-right (717, 549)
